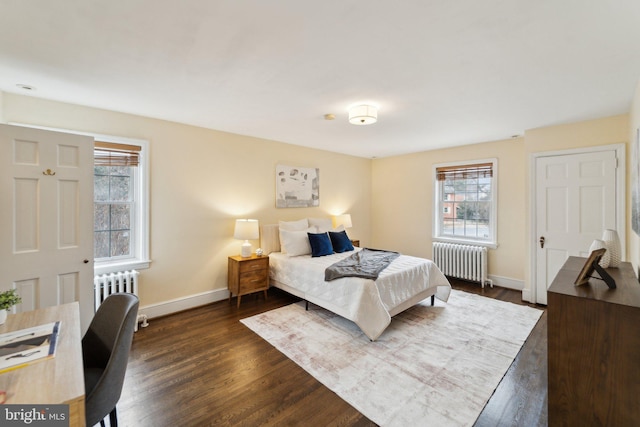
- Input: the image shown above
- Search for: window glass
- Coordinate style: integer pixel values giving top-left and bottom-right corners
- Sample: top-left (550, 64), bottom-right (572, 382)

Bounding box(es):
top-left (94, 165), bottom-right (135, 260)
top-left (435, 161), bottom-right (496, 245)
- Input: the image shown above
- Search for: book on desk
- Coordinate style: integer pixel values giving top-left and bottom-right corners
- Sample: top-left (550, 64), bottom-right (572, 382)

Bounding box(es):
top-left (0, 321), bottom-right (60, 373)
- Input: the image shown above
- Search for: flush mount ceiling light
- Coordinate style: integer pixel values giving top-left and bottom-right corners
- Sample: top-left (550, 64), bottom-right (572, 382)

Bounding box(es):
top-left (348, 104), bottom-right (378, 125)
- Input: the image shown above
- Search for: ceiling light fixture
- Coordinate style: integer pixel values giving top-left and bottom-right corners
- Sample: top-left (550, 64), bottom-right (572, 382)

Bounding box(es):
top-left (348, 104), bottom-right (378, 125)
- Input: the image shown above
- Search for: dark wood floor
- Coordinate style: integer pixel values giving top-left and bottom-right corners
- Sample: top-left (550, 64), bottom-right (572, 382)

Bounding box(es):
top-left (116, 280), bottom-right (547, 427)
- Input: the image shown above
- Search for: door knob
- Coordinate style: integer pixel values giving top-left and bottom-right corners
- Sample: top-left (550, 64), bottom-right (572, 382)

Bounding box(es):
top-left (539, 236), bottom-right (545, 249)
top-left (83, 259), bottom-right (89, 264)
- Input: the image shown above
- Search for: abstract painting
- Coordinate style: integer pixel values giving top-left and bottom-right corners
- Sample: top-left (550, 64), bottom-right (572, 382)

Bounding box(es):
top-left (276, 164), bottom-right (319, 208)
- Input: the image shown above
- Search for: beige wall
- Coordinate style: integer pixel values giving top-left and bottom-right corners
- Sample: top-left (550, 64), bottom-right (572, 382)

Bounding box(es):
top-left (3, 90), bottom-right (636, 311)
top-left (372, 114), bottom-right (631, 292)
top-left (523, 115), bottom-right (629, 153)
top-left (1, 93), bottom-right (372, 310)
top-left (629, 79), bottom-right (640, 275)
top-left (371, 138), bottom-right (526, 285)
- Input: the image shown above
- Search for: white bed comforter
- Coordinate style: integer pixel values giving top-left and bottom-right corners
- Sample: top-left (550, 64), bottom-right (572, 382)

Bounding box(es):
top-left (269, 248), bottom-right (451, 340)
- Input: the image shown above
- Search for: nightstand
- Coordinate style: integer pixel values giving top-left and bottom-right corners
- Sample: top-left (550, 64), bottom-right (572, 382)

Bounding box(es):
top-left (351, 239), bottom-right (360, 247)
top-left (228, 254), bottom-right (269, 307)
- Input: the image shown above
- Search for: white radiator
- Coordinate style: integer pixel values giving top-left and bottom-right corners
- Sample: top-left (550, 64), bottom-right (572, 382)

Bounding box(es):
top-left (432, 242), bottom-right (492, 288)
top-left (93, 270), bottom-right (147, 330)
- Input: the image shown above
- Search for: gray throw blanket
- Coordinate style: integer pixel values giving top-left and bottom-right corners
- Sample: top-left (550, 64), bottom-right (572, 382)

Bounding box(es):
top-left (325, 248), bottom-right (401, 281)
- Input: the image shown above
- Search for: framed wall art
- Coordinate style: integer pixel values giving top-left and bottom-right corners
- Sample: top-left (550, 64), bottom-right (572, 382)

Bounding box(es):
top-left (276, 164), bottom-right (319, 208)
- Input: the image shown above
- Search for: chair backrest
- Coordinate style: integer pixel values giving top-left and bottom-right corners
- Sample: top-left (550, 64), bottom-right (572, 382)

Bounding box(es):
top-left (82, 293), bottom-right (139, 424)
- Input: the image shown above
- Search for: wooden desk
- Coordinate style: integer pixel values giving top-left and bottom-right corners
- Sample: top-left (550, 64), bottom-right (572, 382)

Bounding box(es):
top-left (0, 302), bottom-right (85, 427)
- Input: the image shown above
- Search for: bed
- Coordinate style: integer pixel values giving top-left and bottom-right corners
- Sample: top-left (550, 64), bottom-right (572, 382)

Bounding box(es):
top-left (260, 220), bottom-right (451, 340)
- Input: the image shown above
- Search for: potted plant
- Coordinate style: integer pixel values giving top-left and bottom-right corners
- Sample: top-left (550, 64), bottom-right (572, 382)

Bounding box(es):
top-left (0, 289), bottom-right (22, 324)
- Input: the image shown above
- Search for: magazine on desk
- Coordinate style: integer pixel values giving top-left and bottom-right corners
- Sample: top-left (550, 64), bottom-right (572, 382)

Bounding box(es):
top-left (0, 321), bottom-right (60, 373)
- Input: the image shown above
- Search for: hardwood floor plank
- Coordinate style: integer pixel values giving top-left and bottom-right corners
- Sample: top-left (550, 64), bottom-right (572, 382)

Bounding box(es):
top-left (117, 282), bottom-right (547, 427)
top-left (474, 312), bottom-right (547, 427)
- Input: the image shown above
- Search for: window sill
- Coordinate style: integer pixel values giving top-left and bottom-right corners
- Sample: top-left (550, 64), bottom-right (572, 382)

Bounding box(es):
top-left (433, 237), bottom-right (498, 250)
top-left (94, 259), bottom-right (151, 275)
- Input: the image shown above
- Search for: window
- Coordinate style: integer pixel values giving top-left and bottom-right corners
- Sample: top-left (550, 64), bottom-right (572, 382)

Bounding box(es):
top-left (434, 160), bottom-right (497, 247)
top-left (94, 140), bottom-right (150, 274)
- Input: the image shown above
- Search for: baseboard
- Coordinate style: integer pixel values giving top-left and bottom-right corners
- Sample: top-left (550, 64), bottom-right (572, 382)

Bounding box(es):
top-left (138, 288), bottom-right (230, 319)
top-left (521, 288), bottom-right (533, 303)
top-left (487, 275), bottom-right (524, 291)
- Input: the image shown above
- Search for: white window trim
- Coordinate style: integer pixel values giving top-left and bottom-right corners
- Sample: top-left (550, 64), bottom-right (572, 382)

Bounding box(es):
top-left (9, 123), bottom-right (151, 274)
top-left (433, 158), bottom-right (498, 249)
top-left (92, 134), bottom-right (150, 274)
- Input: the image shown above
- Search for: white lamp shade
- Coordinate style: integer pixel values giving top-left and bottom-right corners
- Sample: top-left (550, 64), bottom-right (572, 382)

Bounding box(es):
top-left (333, 214), bottom-right (352, 229)
top-left (234, 219), bottom-right (259, 240)
top-left (349, 105), bottom-right (378, 125)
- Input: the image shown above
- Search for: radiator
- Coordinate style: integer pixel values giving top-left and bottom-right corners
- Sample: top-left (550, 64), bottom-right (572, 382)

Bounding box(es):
top-left (432, 242), bottom-right (492, 288)
top-left (93, 270), bottom-right (147, 330)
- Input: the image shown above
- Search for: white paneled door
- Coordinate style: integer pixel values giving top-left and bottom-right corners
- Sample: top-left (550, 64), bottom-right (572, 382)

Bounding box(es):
top-left (535, 150), bottom-right (617, 305)
top-left (0, 124), bottom-right (94, 332)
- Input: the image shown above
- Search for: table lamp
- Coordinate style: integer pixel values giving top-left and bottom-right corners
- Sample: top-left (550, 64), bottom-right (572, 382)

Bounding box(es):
top-left (332, 214), bottom-right (352, 229)
top-left (234, 219), bottom-right (259, 258)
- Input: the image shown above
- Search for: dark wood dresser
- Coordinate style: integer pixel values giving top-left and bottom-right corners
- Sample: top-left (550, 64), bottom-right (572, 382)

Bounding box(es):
top-left (548, 257), bottom-right (640, 426)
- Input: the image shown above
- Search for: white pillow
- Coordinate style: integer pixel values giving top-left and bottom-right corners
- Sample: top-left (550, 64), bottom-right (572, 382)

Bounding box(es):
top-left (279, 218), bottom-right (309, 231)
top-left (308, 217), bottom-right (333, 233)
top-left (278, 219), bottom-right (309, 253)
top-left (279, 228), bottom-right (315, 257)
top-left (312, 223), bottom-right (345, 233)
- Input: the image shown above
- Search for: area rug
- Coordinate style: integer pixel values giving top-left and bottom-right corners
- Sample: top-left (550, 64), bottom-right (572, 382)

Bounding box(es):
top-left (240, 290), bottom-right (543, 427)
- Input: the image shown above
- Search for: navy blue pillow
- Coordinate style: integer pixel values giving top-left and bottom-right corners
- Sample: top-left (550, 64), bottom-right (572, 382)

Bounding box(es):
top-left (308, 232), bottom-right (334, 257)
top-left (329, 230), bottom-right (354, 253)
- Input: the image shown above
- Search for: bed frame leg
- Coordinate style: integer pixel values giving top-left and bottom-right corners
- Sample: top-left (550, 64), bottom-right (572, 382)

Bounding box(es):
top-left (431, 295), bottom-right (435, 306)
top-left (305, 300), bottom-right (309, 311)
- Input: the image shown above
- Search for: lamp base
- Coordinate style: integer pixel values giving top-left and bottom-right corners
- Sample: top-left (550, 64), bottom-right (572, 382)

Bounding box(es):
top-left (241, 241), bottom-right (252, 258)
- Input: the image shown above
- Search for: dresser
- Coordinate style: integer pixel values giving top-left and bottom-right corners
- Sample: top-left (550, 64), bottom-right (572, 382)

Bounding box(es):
top-left (228, 254), bottom-right (269, 307)
top-left (547, 257), bottom-right (640, 426)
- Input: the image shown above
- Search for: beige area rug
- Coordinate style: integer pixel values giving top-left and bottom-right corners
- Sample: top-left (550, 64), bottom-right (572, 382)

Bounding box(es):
top-left (241, 290), bottom-right (543, 427)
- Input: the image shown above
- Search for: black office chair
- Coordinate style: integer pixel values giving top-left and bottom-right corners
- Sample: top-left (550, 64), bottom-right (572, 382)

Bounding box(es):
top-left (82, 293), bottom-right (139, 427)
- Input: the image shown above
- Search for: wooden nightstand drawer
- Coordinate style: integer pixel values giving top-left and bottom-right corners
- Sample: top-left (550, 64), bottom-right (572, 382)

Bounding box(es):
top-left (228, 255), bottom-right (270, 307)
top-left (239, 258), bottom-right (268, 273)
top-left (239, 270), bottom-right (268, 292)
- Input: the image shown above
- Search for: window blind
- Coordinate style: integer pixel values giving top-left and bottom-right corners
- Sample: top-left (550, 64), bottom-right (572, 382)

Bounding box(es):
top-left (436, 163), bottom-right (493, 181)
top-left (94, 141), bottom-right (141, 167)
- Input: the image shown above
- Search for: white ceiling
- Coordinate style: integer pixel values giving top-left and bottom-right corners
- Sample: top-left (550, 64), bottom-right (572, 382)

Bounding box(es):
top-left (1, 1), bottom-right (639, 158)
